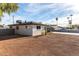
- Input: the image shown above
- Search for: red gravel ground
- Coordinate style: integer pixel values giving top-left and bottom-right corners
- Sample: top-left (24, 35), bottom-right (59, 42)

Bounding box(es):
top-left (0, 33), bottom-right (79, 56)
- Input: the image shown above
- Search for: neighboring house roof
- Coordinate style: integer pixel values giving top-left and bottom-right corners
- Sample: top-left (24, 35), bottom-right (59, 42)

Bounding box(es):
top-left (8, 22), bottom-right (48, 26)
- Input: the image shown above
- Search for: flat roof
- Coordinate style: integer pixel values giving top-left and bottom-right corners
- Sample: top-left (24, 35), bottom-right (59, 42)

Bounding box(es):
top-left (8, 23), bottom-right (48, 26)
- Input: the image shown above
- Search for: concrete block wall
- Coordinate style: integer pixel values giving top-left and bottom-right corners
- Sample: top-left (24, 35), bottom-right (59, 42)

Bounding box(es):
top-left (0, 29), bottom-right (15, 36)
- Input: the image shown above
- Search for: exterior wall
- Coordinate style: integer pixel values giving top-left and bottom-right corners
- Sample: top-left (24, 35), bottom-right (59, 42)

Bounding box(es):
top-left (0, 27), bottom-right (3, 29)
top-left (11, 25), bottom-right (46, 36)
top-left (0, 27), bottom-right (4, 29)
top-left (32, 25), bottom-right (46, 36)
top-left (12, 25), bottom-right (32, 36)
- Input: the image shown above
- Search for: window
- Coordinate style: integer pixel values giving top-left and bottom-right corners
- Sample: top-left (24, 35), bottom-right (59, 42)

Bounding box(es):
top-left (16, 26), bottom-right (19, 30)
top-left (37, 26), bottom-right (41, 29)
top-left (25, 26), bottom-right (28, 29)
top-left (10, 26), bottom-right (12, 29)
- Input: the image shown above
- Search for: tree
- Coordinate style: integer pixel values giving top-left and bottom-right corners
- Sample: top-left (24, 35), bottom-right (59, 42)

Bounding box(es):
top-left (0, 3), bottom-right (19, 21)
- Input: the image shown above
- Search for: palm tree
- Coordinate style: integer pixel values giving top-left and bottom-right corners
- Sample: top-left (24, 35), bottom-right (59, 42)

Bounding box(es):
top-left (67, 17), bottom-right (70, 28)
top-left (0, 9), bottom-right (3, 21)
top-left (0, 3), bottom-right (19, 21)
top-left (69, 14), bottom-right (73, 29)
top-left (56, 17), bottom-right (58, 26)
top-left (67, 14), bottom-right (73, 29)
top-left (70, 14), bottom-right (73, 24)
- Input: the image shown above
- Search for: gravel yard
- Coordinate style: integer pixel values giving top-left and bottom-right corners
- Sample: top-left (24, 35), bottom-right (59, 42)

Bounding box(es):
top-left (0, 33), bottom-right (79, 56)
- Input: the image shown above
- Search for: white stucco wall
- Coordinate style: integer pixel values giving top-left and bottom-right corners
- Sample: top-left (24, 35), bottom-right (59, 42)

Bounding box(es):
top-left (32, 25), bottom-right (45, 36)
top-left (12, 25), bottom-right (32, 36)
top-left (11, 25), bottom-right (46, 36)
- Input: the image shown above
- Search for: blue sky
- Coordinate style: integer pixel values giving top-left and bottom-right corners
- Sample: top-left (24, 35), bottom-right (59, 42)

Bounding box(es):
top-left (1, 3), bottom-right (79, 26)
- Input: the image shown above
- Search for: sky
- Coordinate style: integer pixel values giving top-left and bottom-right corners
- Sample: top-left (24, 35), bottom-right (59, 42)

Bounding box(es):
top-left (1, 3), bottom-right (79, 27)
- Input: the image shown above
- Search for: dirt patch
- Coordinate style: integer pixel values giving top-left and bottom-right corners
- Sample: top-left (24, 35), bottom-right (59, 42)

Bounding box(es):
top-left (0, 33), bottom-right (79, 56)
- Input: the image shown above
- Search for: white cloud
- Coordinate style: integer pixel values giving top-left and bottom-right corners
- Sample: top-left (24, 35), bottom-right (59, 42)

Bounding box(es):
top-left (1, 3), bottom-right (79, 27)
top-left (44, 14), bottom-right (79, 27)
top-left (1, 0), bottom-right (79, 3)
top-left (0, 13), bottom-right (26, 25)
top-left (24, 3), bottom-right (78, 21)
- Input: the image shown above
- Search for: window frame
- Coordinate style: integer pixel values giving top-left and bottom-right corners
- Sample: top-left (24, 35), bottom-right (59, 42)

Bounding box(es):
top-left (10, 26), bottom-right (12, 29)
top-left (25, 26), bottom-right (28, 29)
top-left (36, 26), bottom-right (41, 30)
top-left (16, 26), bottom-right (19, 30)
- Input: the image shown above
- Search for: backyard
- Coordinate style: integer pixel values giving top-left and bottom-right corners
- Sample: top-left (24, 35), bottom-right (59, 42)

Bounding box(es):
top-left (0, 33), bottom-right (79, 56)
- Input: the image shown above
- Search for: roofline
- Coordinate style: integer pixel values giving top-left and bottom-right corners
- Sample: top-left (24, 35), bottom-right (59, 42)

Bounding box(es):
top-left (0, 25), bottom-right (3, 27)
top-left (8, 24), bottom-right (48, 26)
